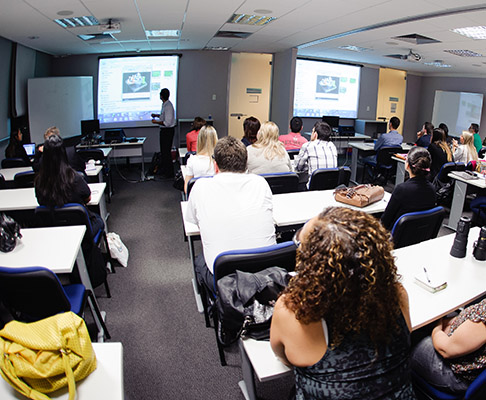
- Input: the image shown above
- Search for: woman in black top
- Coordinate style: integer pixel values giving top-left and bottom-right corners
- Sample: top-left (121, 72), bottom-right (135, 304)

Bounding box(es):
top-left (5, 129), bottom-right (30, 165)
top-left (34, 134), bottom-right (104, 234)
top-left (381, 146), bottom-right (437, 231)
top-left (428, 128), bottom-right (453, 179)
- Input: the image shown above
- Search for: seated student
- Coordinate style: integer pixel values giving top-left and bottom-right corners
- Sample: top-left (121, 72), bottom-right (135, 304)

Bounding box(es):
top-left (469, 123), bottom-right (482, 153)
top-left (416, 122), bottom-right (434, 148)
top-left (185, 117), bottom-right (206, 153)
top-left (381, 146), bottom-right (436, 231)
top-left (452, 131), bottom-right (478, 165)
top-left (184, 125), bottom-right (217, 193)
top-left (34, 134), bottom-right (104, 234)
top-left (270, 207), bottom-right (414, 398)
top-left (428, 128), bottom-right (453, 179)
top-left (247, 121), bottom-right (293, 174)
top-left (185, 136), bottom-right (276, 292)
top-left (294, 121), bottom-right (338, 187)
top-left (374, 116), bottom-right (402, 151)
top-left (439, 122), bottom-right (453, 147)
top-left (278, 117), bottom-right (308, 150)
top-left (411, 299), bottom-right (486, 394)
top-left (241, 116), bottom-right (260, 147)
top-left (5, 128), bottom-right (30, 165)
top-left (33, 126), bottom-right (85, 173)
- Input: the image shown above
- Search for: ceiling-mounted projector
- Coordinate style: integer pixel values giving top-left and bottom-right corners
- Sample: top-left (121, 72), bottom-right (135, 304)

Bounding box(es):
top-left (99, 19), bottom-right (121, 35)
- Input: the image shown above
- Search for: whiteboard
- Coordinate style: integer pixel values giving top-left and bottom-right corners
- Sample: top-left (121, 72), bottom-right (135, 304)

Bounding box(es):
top-left (27, 77), bottom-right (94, 144)
top-left (431, 90), bottom-right (483, 137)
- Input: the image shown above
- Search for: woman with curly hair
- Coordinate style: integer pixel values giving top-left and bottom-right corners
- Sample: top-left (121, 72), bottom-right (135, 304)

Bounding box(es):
top-left (246, 121), bottom-right (292, 174)
top-left (270, 207), bottom-right (414, 399)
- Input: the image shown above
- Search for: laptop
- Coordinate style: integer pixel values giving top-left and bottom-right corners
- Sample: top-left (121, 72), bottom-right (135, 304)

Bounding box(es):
top-left (23, 143), bottom-right (36, 157)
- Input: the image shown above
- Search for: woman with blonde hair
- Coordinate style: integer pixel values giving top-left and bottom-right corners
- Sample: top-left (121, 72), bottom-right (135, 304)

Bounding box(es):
top-left (452, 131), bottom-right (478, 164)
top-left (271, 207), bottom-right (414, 398)
top-left (247, 121), bottom-right (292, 174)
top-left (184, 125), bottom-right (218, 193)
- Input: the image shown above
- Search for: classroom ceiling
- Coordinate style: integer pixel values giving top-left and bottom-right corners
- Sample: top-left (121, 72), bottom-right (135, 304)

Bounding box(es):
top-left (2, 0), bottom-right (486, 76)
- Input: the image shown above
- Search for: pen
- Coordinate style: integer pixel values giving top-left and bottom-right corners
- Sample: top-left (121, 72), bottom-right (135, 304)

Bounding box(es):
top-left (423, 267), bottom-right (431, 283)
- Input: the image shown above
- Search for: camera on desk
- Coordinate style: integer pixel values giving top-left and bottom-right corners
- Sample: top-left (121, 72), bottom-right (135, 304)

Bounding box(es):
top-left (450, 217), bottom-right (486, 261)
top-left (473, 227), bottom-right (486, 261)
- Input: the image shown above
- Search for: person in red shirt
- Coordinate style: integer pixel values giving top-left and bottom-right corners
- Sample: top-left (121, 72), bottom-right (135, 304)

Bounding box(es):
top-left (278, 117), bottom-right (308, 150)
top-left (186, 117), bottom-right (206, 152)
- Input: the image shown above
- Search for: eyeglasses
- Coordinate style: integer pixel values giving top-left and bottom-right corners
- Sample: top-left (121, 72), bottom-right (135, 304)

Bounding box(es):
top-left (292, 227), bottom-right (303, 248)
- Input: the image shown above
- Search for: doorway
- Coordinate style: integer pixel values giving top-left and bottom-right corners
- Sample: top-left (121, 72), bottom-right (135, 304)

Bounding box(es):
top-left (376, 68), bottom-right (407, 135)
top-left (228, 53), bottom-right (273, 138)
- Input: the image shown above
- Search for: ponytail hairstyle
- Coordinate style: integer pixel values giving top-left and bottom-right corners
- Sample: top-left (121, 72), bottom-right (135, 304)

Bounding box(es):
top-left (407, 146), bottom-right (431, 177)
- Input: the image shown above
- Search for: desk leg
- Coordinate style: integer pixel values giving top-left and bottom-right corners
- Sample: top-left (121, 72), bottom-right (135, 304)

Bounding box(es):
top-left (98, 191), bottom-right (109, 233)
top-left (395, 162), bottom-right (405, 186)
top-left (351, 148), bottom-right (358, 181)
top-left (141, 142), bottom-right (146, 181)
top-left (188, 236), bottom-right (203, 313)
top-left (446, 180), bottom-right (467, 231)
top-left (76, 248), bottom-right (105, 338)
top-left (239, 340), bottom-right (258, 400)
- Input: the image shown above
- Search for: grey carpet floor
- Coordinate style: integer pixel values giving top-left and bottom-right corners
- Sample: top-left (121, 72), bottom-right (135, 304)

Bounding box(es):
top-left (95, 167), bottom-right (293, 400)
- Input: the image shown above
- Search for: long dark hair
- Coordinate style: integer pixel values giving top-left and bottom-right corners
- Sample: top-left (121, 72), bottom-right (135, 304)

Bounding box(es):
top-left (5, 130), bottom-right (22, 159)
top-left (34, 135), bottom-right (78, 206)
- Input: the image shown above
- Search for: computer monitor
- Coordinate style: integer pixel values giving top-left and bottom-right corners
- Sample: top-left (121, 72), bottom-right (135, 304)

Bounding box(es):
top-left (322, 115), bottom-right (340, 128)
top-left (81, 119), bottom-right (100, 138)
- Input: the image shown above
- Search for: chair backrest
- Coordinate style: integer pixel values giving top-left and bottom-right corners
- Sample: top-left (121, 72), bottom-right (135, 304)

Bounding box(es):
top-left (376, 147), bottom-right (403, 167)
top-left (260, 172), bottom-right (299, 194)
top-left (287, 149), bottom-right (300, 160)
top-left (76, 149), bottom-right (105, 162)
top-left (213, 241), bottom-right (297, 295)
top-left (436, 162), bottom-right (466, 183)
top-left (0, 266), bottom-right (71, 322)
top-left (308, 167), bottom-right (351, 191)
top-left (1, 158), bottom-right (29, 168)
top-left (187, 175), bottom-right (213, 198)
top-left (391, 206), bottom-right (445, 249)
top-left (0, 173), bottom-right (5, 190)
top-left (479, 147), bottom-right (486, 159)
top-left (13, 170), bottom-right (35, 188)
top-left (183, 151), bottom-right (196, 165)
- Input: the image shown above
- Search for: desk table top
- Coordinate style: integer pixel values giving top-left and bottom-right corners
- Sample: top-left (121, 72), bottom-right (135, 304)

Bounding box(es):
top-left (449, 171), bottom-right (486, 189)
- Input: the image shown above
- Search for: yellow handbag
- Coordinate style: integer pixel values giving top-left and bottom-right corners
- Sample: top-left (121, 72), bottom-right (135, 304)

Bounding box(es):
top-left (0, 311), bottom-right (97, 400)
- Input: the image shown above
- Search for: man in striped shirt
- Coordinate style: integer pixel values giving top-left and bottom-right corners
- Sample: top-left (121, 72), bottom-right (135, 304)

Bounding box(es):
top-left (294, 121), bottom-right (338, 187)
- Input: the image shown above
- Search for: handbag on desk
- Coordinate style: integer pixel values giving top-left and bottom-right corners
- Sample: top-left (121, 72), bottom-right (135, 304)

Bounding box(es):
top-left (0, 311), bottom-right (97, 400)
top-left (0, 213), bottom-right (22, 253)
top-left (334, 184), bottom-right (384, 208)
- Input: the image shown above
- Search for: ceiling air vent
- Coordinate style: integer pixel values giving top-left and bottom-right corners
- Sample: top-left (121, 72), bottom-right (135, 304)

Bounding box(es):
top-left (214, 31), bottom-right (253, 39)
top-left (393, 34), bottom-right (440, 45)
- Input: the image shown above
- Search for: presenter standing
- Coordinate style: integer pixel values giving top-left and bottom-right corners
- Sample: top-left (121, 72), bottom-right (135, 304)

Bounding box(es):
top-left (152, 88), bottom-right (176, 178)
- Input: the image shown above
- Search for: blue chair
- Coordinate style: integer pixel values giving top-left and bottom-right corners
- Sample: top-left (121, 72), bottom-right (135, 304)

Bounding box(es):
top-left (308, 166), bottom-right (351, 191)
top-left (363, 146), bottom-right (403, 185)
top-left (260, 172), bottom-right (299, 194)
top-left (0, 266), bottom-right (110, 340)
top-left (435, 162), bottom-right (466, 184)
top-left (35, 203), bottom-right (111, 296)
top-left (200, 241), bottom-right (297, 366)
top-left (391, 206), bottom-right (445, 249)
top-left (412, 369), bottom-right (486, 399)
top-left (1, 158), bottom-right (29, 168)
top-left (287, 149), bottom-right (300, 160)
top-left (13, 170), bottom-right (35, 188)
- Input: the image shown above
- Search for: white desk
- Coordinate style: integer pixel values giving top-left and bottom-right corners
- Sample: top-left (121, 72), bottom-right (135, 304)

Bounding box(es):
top-left (0, 342), bottom-right (124, 400)
top-left (0, 182), bottom-right (108, 231)
top-left (447, 172), bottom-right (486, 230)
top-left (350, 143), bottom-right (412, 182)
top-left (77, 139), bottom-right (146, 181)
top-left (0, 226), bottom-right (106, 337)
top-left (0, 165), bottom-right (103, 182)
top-left (239, 228), bottom-right (486, 400)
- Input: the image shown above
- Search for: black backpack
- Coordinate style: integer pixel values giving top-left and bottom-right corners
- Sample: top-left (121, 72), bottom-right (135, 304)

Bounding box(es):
top-left (148, 152), bottom-right (162, 175)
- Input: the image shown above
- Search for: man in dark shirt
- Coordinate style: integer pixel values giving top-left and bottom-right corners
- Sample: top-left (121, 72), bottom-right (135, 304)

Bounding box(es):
top-left (416, 122), bottom-right (434, 148)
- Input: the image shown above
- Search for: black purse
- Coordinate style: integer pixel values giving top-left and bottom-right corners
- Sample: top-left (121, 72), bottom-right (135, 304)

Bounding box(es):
top-left (0, 214), bottom-right (22, 253)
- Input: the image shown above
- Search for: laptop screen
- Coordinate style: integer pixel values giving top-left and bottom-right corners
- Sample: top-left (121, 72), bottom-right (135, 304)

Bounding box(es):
top-left (23, 143), bottom-right (36, 157)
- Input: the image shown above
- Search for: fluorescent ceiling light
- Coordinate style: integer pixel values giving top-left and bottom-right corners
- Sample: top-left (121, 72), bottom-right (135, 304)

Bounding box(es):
top-left (444, 49), bottom-right (483, 57)
top-left (338, 45), bottom-right (371, 52)
top-left (452, 26), bottom-right (486, 39)
top-left (204, 46), bottom-right (229, 51)
top-left (54, 16), bottom-right (98, 28)
top-left (423, 60), bottom-right (452, 68)
top-left (227, 14), bottom-right (276, 26)
top-left (145, 30), bottom-right (180, 38)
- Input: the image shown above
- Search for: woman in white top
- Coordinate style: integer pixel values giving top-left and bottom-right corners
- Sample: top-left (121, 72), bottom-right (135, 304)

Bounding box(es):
top-left (184, 125), bottom-right (218, 193)
top-left (452, 131), bottom-right (478, 165)
top-left (247, 121), bottom-right (293, 174)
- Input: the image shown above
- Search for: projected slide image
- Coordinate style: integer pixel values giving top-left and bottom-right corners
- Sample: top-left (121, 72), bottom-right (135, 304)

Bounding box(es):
top-left (122, 72), bottom-right (151, 100)
top-left (316, 75), bottom-right (339, 94)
